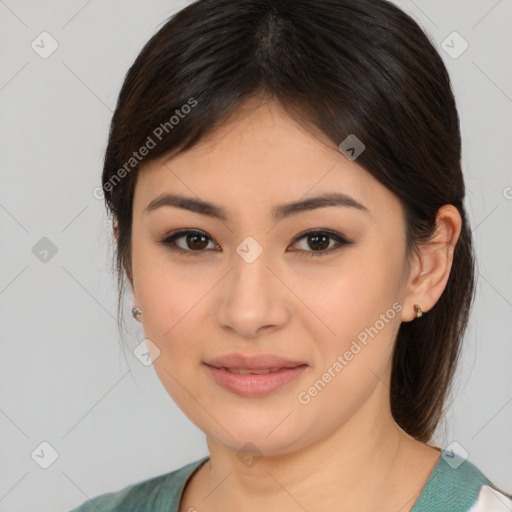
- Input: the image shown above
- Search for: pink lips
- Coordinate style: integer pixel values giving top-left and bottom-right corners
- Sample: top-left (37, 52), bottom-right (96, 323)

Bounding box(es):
top-left (204, 353), bottom-right (308, 397)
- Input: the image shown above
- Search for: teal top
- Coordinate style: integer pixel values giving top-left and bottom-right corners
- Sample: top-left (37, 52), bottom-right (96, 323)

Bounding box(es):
top-left (69, 452), bottom-right (512, 512)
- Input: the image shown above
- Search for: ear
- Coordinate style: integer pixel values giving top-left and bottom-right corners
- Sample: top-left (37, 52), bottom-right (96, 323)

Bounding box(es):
top-left (401, 204), bottom-right (462, 322)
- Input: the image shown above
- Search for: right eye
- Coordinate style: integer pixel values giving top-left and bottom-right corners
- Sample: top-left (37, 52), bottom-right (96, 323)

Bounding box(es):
top-left (160, 229), bottom-right (220, 256)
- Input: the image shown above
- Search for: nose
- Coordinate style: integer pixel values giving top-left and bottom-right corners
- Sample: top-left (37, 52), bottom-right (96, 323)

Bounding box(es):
top-left (215, 245), bottom-right (291, 339)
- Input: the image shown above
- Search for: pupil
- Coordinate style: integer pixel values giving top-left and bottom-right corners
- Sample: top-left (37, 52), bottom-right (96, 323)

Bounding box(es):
top-left (309, 234), bottom-right (329, 251)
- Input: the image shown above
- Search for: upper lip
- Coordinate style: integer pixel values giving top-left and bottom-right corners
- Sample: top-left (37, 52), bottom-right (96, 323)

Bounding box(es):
top-left (204, 353), bottom-right (308, 370)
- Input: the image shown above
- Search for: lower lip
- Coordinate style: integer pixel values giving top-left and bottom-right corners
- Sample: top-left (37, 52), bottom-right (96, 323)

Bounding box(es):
top-left (205, 364), bottom-right (308, 397)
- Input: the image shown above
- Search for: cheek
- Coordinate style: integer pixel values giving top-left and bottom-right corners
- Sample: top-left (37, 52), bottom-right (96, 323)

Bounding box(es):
top-left (130, 243), bottom-right (213, 392)
top-left (134, 261), bottom-right (212, 422)
top-left (294, 243), bottom-right (404, 385)
top-left (135, 269), bottom-right (209, 353)
top-left (131, 232), bottom-right (211, 330)
top-left (298, 242), bottom-right (403, 335)
top-left (290, 267), bottom-right (402, 435)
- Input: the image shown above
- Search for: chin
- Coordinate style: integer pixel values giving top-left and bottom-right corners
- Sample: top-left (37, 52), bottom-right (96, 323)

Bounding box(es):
top-left (199, 406), bottom-right (317, 455)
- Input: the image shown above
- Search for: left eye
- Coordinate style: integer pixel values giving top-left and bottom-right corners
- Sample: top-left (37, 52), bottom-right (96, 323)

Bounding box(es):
top-left (290, 230), bottom-right (351, 257)
top-left (160, 229), bottom-right (350, 257)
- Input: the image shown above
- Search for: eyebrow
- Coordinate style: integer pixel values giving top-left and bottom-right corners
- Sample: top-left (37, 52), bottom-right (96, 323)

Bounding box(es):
top-left (144, 191), bottom-right (368, 221)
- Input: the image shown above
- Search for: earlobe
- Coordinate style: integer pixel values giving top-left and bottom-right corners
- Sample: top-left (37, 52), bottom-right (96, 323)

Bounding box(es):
top-left (132, 306), bottom-right (143, 321)
top-left (131, 291), bottom-right (143, 322)
top-left (401, 204), bottom-right (462, 322)
top-left (413, 304), bottom-right (423, 318)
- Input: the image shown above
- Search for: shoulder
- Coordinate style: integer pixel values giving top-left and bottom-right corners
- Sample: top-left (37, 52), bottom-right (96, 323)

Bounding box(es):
top-left (412, 451), bottom-right (512, 512)
top-left (68, 456), bottom-right (209, 512)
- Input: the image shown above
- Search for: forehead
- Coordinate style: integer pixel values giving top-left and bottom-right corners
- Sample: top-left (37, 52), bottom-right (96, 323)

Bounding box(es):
top-left (134, 98), bottom-right (395, 218)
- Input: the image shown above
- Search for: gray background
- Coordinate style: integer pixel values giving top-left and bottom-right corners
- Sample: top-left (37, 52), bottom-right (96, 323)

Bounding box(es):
top-left (0, 1), bottom-right (510, 511)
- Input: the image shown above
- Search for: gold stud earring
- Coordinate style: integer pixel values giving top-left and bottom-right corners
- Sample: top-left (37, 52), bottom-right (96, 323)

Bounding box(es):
top-left (413, 304), bottom-right (423, 318)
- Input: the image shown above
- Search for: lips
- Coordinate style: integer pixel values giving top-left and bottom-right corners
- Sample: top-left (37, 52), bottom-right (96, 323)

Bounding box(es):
top-left (204, 352), bottom-right (307, 372)
top-left (223, 368), bottom-right (283, 374)
top-left (203, 353), bottom-right (309, 397)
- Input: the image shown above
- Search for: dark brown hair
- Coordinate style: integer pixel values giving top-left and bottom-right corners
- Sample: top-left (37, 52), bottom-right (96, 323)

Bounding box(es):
top-left (102, 0), bottom-right (474, 442)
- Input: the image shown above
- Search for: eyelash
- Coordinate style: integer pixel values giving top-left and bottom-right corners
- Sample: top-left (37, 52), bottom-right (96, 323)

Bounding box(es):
top-left (160, 229), bottom-right (352, 258)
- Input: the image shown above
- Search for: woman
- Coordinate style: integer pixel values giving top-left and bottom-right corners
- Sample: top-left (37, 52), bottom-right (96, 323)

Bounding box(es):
top-left (71, 0), bottom-right (511, 510)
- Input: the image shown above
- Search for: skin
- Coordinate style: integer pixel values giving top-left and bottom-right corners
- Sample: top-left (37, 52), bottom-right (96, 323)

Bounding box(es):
top-left (127, 97), bottom-right (461, 512)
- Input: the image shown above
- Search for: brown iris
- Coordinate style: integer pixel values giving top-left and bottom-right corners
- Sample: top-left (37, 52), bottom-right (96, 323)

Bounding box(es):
top-left (186, 233), bottom-right (209, 250)
top-left (307, 234), bottom-right (330, 251)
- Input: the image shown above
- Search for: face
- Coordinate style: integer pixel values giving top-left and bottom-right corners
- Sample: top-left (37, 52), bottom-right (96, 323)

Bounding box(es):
top-left (130, 98), bottom-right (412, 456)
